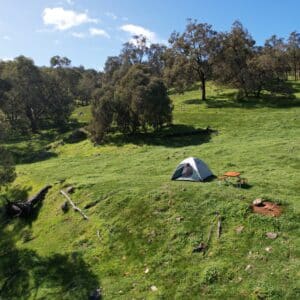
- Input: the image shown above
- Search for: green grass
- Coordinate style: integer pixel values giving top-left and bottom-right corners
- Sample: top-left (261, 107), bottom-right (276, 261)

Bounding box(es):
top-left (1, 82), bottom-right (300, 299)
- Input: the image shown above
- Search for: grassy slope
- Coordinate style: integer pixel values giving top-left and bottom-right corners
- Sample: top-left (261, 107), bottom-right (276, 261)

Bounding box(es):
top-left (1, 82), bottom-right (300, 299)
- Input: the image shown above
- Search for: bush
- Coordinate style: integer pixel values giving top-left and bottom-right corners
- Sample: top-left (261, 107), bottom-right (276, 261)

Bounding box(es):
top-left (202, 266), bottom-right (219, 284)
top-left (90, 65), bottom-right (173, 143)
top-left (64, 129), bottom-right (87, 144)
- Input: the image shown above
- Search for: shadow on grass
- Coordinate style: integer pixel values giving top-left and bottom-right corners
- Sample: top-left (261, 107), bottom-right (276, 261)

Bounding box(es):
top-left (10, 147), bottom-right (58, 164)
top-left (0, 247), bottom-right (100, 299)
top-left (0, 185), bottom-right (32, 203)
top-left (183, 99), bottom-right (201, 105)
top-left (168, 83), bottom-right (201, 95)
top-left (205, 97), bottom-right (300, 109)
top-left (5, 119), bottom-right (87, 164)
top-left (0, 196), bottom-right (100, 299)
top-left (105, 124), bottom-right (216, 148)
top-left (204, 87), bottom-right (300, 109)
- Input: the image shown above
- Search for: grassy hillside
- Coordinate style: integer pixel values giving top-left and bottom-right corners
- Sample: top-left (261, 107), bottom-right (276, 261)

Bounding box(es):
top-left (1, 82), bottom-right (300, 299)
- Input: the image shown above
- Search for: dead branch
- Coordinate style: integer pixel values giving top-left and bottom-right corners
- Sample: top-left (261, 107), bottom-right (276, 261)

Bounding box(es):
top-left (60, 190), bottom-right (88, 220)
top-left (217, 216), bottom-right (222, 238)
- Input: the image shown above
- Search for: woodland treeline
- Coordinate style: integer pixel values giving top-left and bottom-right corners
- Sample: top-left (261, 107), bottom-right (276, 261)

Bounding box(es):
top-left (0, 20), bottom-right (299, 146)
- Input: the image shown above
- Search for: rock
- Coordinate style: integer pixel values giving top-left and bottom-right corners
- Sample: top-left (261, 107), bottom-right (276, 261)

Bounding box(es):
top-left (266, 232), bottom-right (278, 239)
top-left (89, 288), bottom-right (101, 300)
top-left (265, 246), bottom-right (272, 252)
top-left (235, 225), bottom-right (244, 234)
top-left (176, 216), bottom-right (184, 222)
top-left (192, 242), bottom-right (207, 253)
top-left (245, 264), bottom-right (252, 271)
top-left (144, 267), bottom-right (149, 274)
top-left (61, 201), bottom-right (69, 213)
top-left (253, 198), bottom-right (263, 206)
top-left (151, 285), bottom-right (158, 292)
top-left (66, 186), bottom-right (75, 194)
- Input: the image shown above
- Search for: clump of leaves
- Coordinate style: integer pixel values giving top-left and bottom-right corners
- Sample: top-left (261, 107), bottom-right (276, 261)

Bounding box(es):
top-left (0, 147), bottom-right (16, 188)
top-left (202, 266), bottom-right (219, 284)
top-left (22, 230), bottom-right (34, 243)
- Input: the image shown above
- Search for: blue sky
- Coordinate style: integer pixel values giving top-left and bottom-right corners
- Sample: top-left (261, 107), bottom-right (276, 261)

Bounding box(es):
top-left (0, 0), bottom-right (299, 70)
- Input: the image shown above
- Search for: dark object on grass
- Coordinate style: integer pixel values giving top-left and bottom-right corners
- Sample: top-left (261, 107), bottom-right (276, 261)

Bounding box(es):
top-left (64, 128), bottom-right (87, 143)
top-left (61, 201), bottom-right (69, 213)
top-left (5, 185), bottom-right (52, 218)
top-left (65, 186), bottom-right (75, 194)
top-left (89, 288), bottom-right (102, 300)
top-left (84, 200), bottom-right (100, 209)
top-left (193, 242), bottom-right (207, 253)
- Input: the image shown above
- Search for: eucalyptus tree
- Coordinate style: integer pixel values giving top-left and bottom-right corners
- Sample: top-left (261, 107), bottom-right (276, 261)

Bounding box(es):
top-left (168, 19), bottom-right (220, 100)
top-left (213, 21), bottom-right (256, 97)
top-left (287, 31), bottom-right (300, 80)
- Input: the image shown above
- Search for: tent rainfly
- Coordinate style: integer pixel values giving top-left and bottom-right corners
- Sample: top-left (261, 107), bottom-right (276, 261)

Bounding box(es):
top-left (171, 157), bottom-right (213, 182)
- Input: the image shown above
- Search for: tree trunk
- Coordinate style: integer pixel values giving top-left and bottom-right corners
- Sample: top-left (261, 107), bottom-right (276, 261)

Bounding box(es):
top-left (5, 185), bottom-right (52, 218)
top-left (26, 107), bottom-right (38, 133)
top-left (201, 77), bottom-right (206, 101)
top-left (255, 89), bottom-right (261, 98)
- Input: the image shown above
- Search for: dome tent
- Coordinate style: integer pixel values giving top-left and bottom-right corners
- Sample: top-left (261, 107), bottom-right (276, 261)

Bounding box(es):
top-left (171, 157), bottom-right (213, 182)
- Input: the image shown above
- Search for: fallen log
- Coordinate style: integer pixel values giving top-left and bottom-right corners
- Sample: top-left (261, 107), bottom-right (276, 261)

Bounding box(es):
top-left (5, 185), bottom-right (52, 218)
top-left (60, 190), bottom-right (88, 220)
top-left (217, 216), bottom-right (222, 239)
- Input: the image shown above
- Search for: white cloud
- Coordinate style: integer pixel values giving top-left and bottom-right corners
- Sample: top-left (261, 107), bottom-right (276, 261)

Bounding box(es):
top-left (71, 32), bottom-right (85, 38)
top-left (105, 12), bottom-right (117, 20)
top-left (0, 57), bottom-right (13, 61)
top-left (42, 7), bottom-right (97, 30)
top-left (120, 24), bottom-right (157, 43)
top-left (3, 35), bottom-right (11, 40)
top-left (89, 28), bottom-right (110, 38)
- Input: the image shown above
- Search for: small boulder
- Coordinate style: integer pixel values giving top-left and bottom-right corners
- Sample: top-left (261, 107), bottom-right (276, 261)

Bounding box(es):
top-left (66, 186), bottom-right (75, 194)
top-left (265, 246), bottom-right (272, 252)
top-left (266, 232), bottom-right (278, 239)
top-left (192, 242), bottom-right (207, 253)
top-left (253, 198), bottom-right (263, 206)
top-left (245, 264), bottom-right (252, 271)
top-left (151, 285), bottom-right (158, 292)
top-left (235, 225), bottom-right (244, 234)
top-left (61, 201), bottom-right (69, 213)
top-left (89, 288), bottom-right (101, 300)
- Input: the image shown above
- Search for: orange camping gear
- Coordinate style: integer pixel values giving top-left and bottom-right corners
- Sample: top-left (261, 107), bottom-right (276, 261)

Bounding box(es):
top-left (223, 171), bottom-right (241, 177)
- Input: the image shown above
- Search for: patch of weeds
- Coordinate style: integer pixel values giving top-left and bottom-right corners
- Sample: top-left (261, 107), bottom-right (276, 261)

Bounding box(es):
top-left (253, 283), bottom-right (284, 299)
top-left (22, 230), bottom-right (34, 243)
top-left (202, 266), bottom-right (219, 284)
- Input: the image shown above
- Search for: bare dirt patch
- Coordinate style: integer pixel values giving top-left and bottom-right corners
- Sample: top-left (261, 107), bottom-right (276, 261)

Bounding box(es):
top-left (252, 201), bottom-right (282, 217)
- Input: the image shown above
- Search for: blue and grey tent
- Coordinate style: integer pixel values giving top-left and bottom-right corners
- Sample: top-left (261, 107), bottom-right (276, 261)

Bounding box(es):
top-left (171, 157), bottom-right (213, 182)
